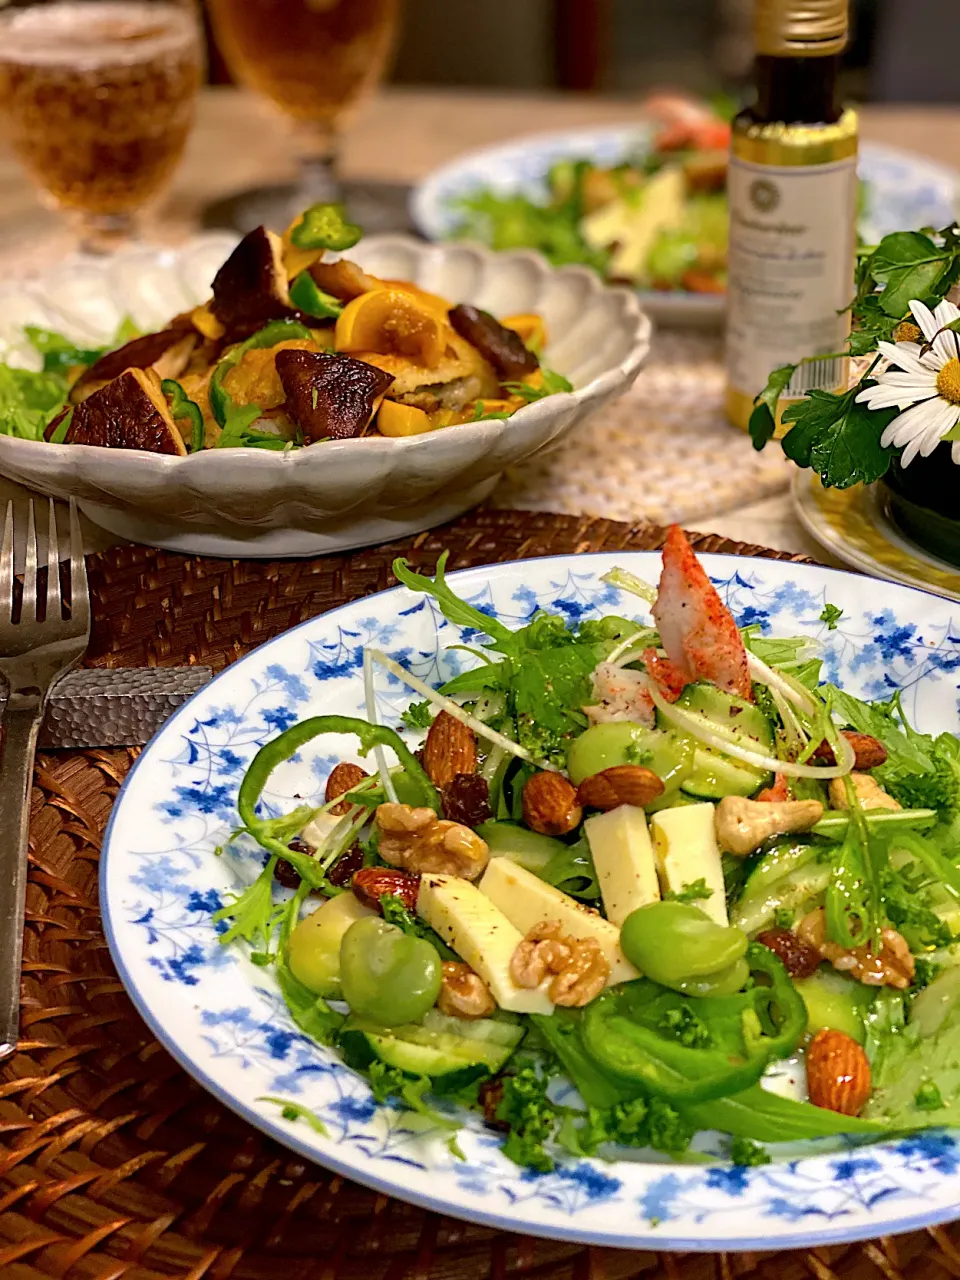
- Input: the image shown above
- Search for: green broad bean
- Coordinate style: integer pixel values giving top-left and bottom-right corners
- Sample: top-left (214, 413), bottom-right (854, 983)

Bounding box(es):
top-left (287, 893), bottom-right (375, 997)
top-left (340, 917), bottom-right (442, 1027)
top-left (566, 722), bottom-right (693, 791)
top-left (620, 901), bottom-right (748, 993)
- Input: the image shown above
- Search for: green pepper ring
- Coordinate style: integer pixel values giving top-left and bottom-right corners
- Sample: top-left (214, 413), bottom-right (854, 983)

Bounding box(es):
top-left (580, 943), bottom-right (806, 1105)
top-left (237, 714), bottom-right (441, 887)
top-left (161, 378), bottom-right (204, 454)
top-left (208, 319), bottom-right (315, 427)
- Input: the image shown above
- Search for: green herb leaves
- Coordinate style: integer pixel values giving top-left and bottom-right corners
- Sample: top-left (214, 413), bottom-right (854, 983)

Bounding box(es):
top-left (748, 362), bottom-right (796, 450)
top-left (866, 230), bottom-right (959, 318)
top-left (779, 383), bottom-right (897, 489)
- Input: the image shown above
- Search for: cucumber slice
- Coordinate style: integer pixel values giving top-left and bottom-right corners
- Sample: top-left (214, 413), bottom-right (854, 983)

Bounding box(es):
top-left (657, 682), bottom-right (774, 799)
top-left (339, 1025), bottom-right (497, 1094)
top-left (474, 821), bottom-right (566, 875)
top-left (419, 1008), bottom-right (524, 1048)
top-left (680, 748), bottom-right (771, 800)
top-left (731, 860), bottom-right (832, 936)
top-left (674, 683), bottom-right (774, 749)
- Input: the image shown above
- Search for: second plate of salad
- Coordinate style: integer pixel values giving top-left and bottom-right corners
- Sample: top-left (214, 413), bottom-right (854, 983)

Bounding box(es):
top-left (101, 535), bottom-right (960, 1249)
top-left (412, 109), bottom-right (960, 325)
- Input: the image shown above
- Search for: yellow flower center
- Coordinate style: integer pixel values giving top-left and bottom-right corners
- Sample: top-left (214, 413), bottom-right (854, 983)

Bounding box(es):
top-left (937, 358), bottom-right (960, 406)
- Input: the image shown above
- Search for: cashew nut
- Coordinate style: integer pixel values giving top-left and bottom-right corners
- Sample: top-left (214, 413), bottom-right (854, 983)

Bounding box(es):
top-left (827, 773), bottom-right (901, 812)
top-left (715, 795), bottom-right (824, 856)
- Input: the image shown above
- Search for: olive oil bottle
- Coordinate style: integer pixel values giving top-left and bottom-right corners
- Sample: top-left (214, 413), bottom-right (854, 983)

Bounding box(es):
top-left (725, 0), bottom-right (858, 433)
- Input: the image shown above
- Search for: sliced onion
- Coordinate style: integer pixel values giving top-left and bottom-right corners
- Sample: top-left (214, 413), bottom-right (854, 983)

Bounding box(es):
top-left (363, 648), bottom-right (399, 803)
top-left (645, 676), bottom-right (855, 779)
top-left (368, 648), bottom-right (561, 771)
top-left (746, 651), bottom-right (817, 716)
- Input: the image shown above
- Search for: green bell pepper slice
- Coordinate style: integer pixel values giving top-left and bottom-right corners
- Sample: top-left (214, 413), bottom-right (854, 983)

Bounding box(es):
top-left (161, 378), bottom-right (204, 453)
top-left (289, 202), bottom-right (362, 252)
top-left (580, 943), bottom-right (807, 1105)
top-left (238, 713), bottom-right (441, 887)
top-left (290, 271), bottom-right (343, 320)
top-left (209, 319), bottom-right (314, 427)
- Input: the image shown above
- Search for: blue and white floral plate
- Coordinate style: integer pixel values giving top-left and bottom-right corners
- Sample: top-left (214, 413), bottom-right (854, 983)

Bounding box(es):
top-left (100, 553), bottom-right (960, 1250)
top-left (411, 127), bottom-right (960, 326)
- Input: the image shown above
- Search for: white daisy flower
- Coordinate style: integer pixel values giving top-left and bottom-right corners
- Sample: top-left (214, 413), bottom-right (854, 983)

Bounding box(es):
top-left (856, 297), bottom-right (960, 466)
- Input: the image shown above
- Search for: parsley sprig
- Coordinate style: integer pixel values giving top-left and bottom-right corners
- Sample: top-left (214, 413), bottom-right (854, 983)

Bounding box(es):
top-left (749, 222), bottom-right (960, 486)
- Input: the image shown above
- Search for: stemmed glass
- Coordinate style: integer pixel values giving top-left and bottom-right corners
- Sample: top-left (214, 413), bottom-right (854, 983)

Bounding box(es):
top-left (0, 0), bottom-right (203, 255)
top-left (205, 0), bottom-right (400, 231)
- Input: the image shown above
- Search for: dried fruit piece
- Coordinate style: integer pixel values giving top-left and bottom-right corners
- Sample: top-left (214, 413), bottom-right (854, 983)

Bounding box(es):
top-left (352, 866), bottom-right (421, 913)
top-left (442, 773), bottom-right (491, 827)
top-left (423, 710), bottom-right (477, 788)
top-left (805, 1028), bottom-right (871, 1116)
top-left (325, 761), bottom-right (369, 815)
top-left (327, 843), bottom-right (365, 888)
top-left (755, 928), bottom-right (822, 980)
top-left (576, 764), bottom-right (665, 811)
top-left (522, 772), bottom-right (583, 836)
top-left (813, 731), bottom-right (888, 770)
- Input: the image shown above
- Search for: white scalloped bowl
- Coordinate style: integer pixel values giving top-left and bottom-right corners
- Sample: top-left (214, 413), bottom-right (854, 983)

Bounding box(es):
top-left (0, 235), bottom-right (651, 557)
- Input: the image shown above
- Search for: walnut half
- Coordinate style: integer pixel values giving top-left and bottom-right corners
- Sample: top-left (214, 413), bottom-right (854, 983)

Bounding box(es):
top-left (437, 961), bottom-right (496, 1019)
top-left (797, 907), bottom-right (915, 990)
top-left (374, 802), bottom-right (489, 880)
top-left (509, 920), bottom-right (609, 1007)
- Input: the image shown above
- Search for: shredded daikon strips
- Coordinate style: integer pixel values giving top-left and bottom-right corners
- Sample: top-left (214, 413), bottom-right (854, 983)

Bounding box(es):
top-left (601, 567), bottom-right (657, 606)
top-left (606, 628), bottom-right (658, 667)
top-left (318, 808), bottom-right (369, 875)
top-left (363, 648), bottom-right (399, 803)
top-left (746, 651), bottom-right (818, 716)
top-left (770, 684), bottom-right (807, 757)
top-left (368, 648), bottom-right (561, 771)
top-left (481, 744), bottom-right (505, 782)
top-left (644, 676), bottom-right (855, 779)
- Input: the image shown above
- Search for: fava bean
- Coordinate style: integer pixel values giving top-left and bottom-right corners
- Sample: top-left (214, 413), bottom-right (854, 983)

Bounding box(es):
top-left (567, 723), bottom-right (693, 791)
top-left (340, 916), bottom-right (442, 1026)
top-left (620, 900), bottom-right (748, 993)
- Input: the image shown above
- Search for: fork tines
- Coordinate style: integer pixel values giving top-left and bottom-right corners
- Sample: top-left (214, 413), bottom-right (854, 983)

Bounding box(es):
top-left (0, 498), bottom-right (89, 630)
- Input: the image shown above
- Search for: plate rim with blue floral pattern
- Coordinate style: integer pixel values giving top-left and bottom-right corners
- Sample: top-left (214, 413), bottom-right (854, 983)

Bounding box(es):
top-left (100, 552), bottom-right (960, 1251)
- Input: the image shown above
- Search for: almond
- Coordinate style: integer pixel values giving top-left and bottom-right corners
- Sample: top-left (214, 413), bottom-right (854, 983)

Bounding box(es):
top-left (352, 866), bottom-right (421, 913)
top-left (813, 731), bottom-right (887, 770)
top-left (422, 710), bottom-right (477, 788)
top-left (522, 771), bottom-right (582, 836)
top-left (576, 764), bottom-right (665, 811)
top-left (325, 761), bottom-right (368, 815)
top-left (805, 1028), bottom-right (871, 1117)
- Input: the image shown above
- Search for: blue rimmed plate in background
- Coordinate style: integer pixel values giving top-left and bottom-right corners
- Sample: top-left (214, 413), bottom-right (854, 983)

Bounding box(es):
top-left (411, 127), bottom-right (960, 327)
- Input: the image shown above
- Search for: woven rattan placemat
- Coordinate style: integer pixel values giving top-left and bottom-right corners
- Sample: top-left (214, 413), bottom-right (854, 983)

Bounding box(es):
top-left (4, 508), bottom-right (955, 1280)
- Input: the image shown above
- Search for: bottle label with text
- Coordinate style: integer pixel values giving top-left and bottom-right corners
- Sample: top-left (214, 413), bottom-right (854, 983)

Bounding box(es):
top-left (725, 152), bottom-right (857, 406)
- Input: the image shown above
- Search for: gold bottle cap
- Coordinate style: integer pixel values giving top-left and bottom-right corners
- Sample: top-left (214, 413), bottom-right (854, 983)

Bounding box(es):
top-left (755, 0), bottom-right (849, 56)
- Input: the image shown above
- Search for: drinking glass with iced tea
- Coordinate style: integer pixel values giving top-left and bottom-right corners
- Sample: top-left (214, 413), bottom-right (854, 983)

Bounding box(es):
top-left (0, 0), bottom-right (203, 253)
top-left (205, 0), bottom-right (399, 220)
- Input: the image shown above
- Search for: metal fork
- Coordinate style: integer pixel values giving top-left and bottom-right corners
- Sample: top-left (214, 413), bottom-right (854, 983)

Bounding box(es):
top-left (0, 499), bottom-right (89, 1060)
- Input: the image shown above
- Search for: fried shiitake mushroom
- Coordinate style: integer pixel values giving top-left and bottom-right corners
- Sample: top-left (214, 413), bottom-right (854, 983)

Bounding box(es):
top-left (59, 368), bottom-right (187, 454)
top-left (448, 304), bottom-right (539, 380)
top-left (69, 328), bottom-right (198, 404)
top-left (275, 348), bottom-right (394, 442)
top-left (211, 227), bottom-right (305, 339)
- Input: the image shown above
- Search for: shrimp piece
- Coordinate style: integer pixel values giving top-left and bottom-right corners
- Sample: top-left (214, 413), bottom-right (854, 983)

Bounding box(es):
top-left (652, 524), bottom-right (753, 701)
top-left (641, 648), bottom-right (686, 703)
top-left (756, 773), bottom-right (790, 803)
top-left (583, 661), bottom-right (655, 727)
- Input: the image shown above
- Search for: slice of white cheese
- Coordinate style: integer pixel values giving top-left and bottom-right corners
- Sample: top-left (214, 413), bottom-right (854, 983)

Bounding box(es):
top-left (585, 804), bottom-right (661, 926)
top-left (417, 872), bottom-right (554, 1015)
top-left (649, 802), bottom-right (728, 926)
top-left (581, 167), bottom-right (686, 282)
top-left (478, 857), bottom-right (639, 985)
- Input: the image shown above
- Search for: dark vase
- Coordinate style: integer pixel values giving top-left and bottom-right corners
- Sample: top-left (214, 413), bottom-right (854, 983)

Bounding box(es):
top-left (881, 441), bottom-right (960, 566)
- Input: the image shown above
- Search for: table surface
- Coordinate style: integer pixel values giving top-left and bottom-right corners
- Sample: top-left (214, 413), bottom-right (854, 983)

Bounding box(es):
top-left (2, 87), bottom-right (958, 561)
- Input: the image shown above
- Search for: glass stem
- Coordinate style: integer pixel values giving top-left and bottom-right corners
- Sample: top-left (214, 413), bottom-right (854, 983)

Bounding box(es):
top-left (77, 211), bottom-right (138, 256)
top-left (293, 120), bottom-right (341, 211)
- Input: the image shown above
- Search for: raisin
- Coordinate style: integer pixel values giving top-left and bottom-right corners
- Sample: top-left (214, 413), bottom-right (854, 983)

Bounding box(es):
top-left (274, 836), bottom-right (316, 888)
top-left (756, 928), bottom-right (822, 980)
top-left (478, 1078), bottom-right (509, 1131)
top-left (327, 843), bottom-right (365, 888)
top-left (442, 773), bottom-right (491, 827)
